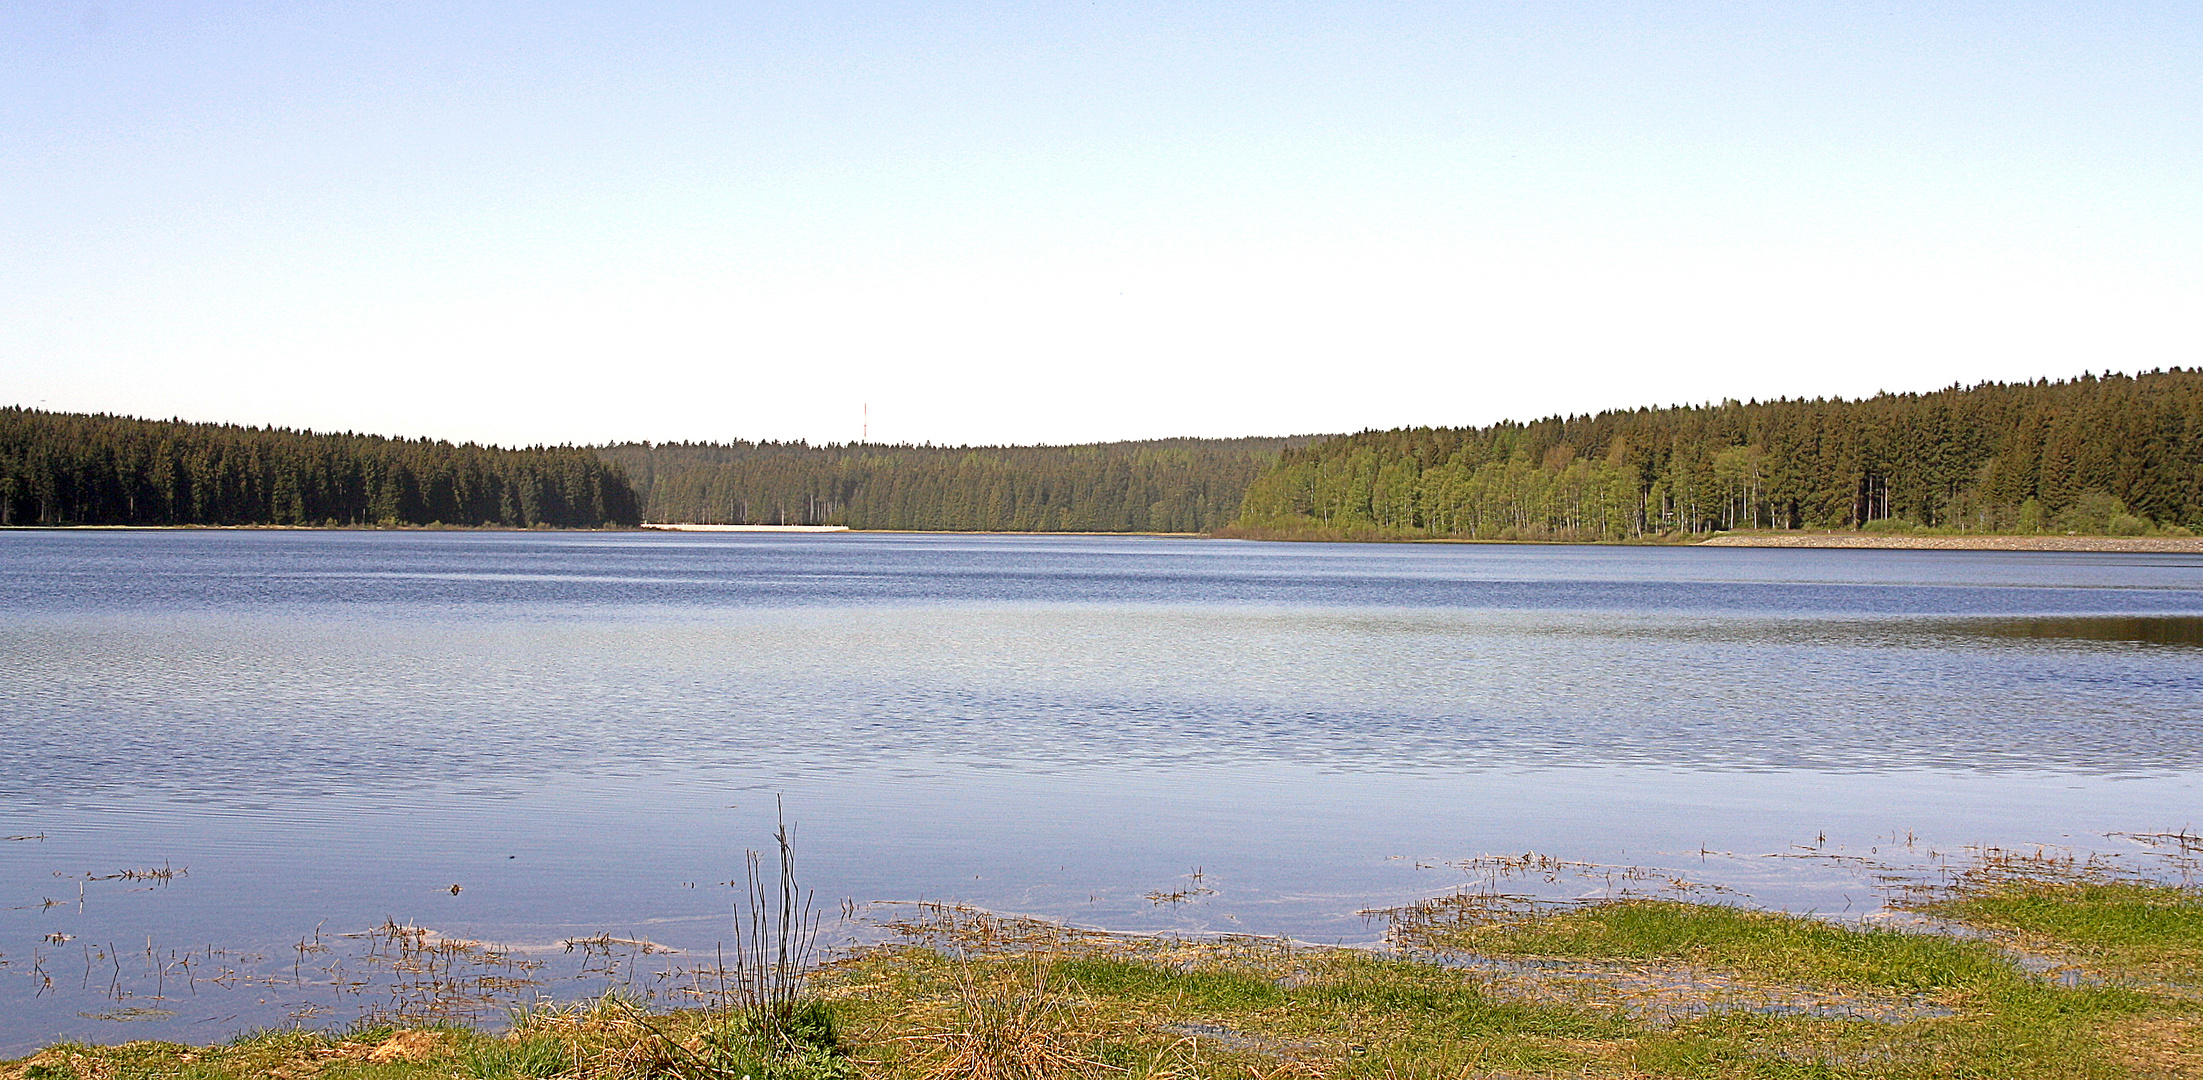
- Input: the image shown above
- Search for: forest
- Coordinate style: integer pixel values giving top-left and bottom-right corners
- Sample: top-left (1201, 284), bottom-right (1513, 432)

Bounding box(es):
top-left (11, 369), bottom-right (2202, 538)
top-left (0, 408), bottom-right (640, 528)
top-left (600, 436), bottom-right (1308, 533)
top-left (1229, 370), bottom-right (2203, 541)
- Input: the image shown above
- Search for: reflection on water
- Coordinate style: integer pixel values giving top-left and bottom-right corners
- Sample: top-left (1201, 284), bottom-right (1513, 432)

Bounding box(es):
top-left (1, 531), bottom-right (2201, 1050)
top-left (1957, 615), bottom-right (2203, 648)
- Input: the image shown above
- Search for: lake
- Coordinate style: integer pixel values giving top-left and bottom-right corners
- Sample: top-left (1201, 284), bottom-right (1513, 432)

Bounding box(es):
top-left (3, 530), bottom-right (2201, 1051)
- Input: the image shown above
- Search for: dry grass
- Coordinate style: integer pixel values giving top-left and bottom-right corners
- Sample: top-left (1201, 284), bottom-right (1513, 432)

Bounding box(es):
top-left (11, 844), bottom-right (2203, 1079)
top-left (893, 959), bottom-right (1112, 1080)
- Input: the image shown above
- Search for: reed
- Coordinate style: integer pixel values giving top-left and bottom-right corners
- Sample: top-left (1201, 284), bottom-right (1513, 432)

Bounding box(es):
top-left (724, 797), bottom-right (822, 1039)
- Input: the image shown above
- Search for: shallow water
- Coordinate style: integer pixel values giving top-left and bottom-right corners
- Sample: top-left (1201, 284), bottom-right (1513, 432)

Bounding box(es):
top-left (2, 531), bottom-right (2200, 1050)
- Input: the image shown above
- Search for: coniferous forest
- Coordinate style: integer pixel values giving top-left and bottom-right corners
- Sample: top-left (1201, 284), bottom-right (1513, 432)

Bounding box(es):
top-left (9, 370), bottom-right (2203, 539)
top-left (599, 437), bottom-right (1309, 533)
top-left (0, 408), bottom-right (640, 527)
top-left (1230, 370), bottom-right (2203, 541)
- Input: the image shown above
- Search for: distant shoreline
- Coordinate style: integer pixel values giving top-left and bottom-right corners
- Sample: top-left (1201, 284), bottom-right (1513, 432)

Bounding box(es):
top-left (0, 523), bottom-right (1209, 538)
top-left (1696, 532), bottom-right (2203, 553)
top-left (11, 523), bottom-right (2203, 552)
top-left (641, 523), bottom-right (850, 532)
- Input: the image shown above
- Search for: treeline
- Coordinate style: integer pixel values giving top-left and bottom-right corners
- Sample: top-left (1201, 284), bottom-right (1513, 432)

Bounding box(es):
top-left (1232, 370), bottom-right (2203, 542)
top-left (600, 437), bottom-right (1310, 532)
top-left (22, 368), bottom-right (2200, 539)
top-left (0, 408), bottom-right (641, 528)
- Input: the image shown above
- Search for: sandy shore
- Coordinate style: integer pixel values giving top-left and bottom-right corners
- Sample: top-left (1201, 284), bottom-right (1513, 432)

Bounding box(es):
top-left (1697, 532), bottom-right (2203, 553)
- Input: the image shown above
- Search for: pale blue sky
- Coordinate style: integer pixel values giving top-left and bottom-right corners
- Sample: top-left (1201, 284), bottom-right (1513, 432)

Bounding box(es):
top-left (4, 2), bottom-right (2198, 446)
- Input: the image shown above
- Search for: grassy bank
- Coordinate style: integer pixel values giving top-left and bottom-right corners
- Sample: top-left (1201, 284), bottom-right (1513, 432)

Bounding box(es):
top-left (1212, 521), bottom-right (2203, 551)
top-left (1695, 530), bottom-right (2203, 552)
top-left (9, 848), bottom-right (2198, 1080)
top-left (1210, 521), bottom-right (1696, 545)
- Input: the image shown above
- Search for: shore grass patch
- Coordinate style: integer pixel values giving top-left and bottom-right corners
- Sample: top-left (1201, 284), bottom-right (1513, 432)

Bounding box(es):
top-left (13, 843), bottom-right (2203, 1079)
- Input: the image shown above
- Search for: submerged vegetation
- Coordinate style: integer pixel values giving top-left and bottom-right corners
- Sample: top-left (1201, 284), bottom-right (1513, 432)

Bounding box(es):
top-left (1230, 369), bottom-right (2203, 542)
top-left (11, 841), bottom-right (2198, 1079)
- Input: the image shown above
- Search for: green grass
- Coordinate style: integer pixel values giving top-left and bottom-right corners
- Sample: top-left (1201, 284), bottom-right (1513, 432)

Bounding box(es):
top-left (1925, 879), bottom-right (2203, 984)
top-left (1055, 956), bottom-right (1284, 1009)
top-left (9, 870), bottom-right (2201, 1079)
top-left (462, 1034), bottom-right (574, 1079)
top-left (1441, 899), bottom-right (2022, 994)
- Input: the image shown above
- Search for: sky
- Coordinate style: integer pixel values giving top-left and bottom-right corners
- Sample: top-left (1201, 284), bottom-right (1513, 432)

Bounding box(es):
top-left (3, 2), bottom-right (2199, 448)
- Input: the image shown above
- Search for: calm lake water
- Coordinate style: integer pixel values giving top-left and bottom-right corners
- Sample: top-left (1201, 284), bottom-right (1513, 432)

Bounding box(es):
top-left (3, 530), bottom-right (2201, 1050)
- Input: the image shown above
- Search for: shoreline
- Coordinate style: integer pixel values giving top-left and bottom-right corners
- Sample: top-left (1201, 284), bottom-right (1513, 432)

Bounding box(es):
top-left (10, 523), bottom-right (2203, 553)
top-left (1220, 523), bottom-right (2203, 552)
top-left (0, 524), bottom-right (1211, 538)
top-left (8, 842), bottom-right (2197, 1077)
top-left (1696, 532), bottom-right (2203, 553)
top-left (640, 523), bottom-right (851, 532)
